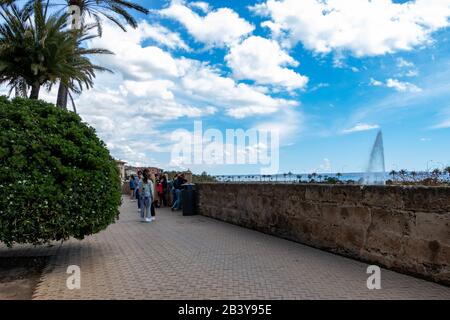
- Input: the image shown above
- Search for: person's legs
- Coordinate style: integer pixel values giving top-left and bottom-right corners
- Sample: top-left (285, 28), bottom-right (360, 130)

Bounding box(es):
top-left (164, 193), bottom-right (167, 207)
top-left (159, 193), bottom-right (165, 207)
top-left (171, 189), bottom-right (177, 210)
top-left (136, 190), bottom-right (143, 216)
top-left (143, 197), bottom-right (151, 221)
top-left (175, 189), bottom-right (182, 210)
top-left (172, 188), bottom-right (176, 203)
top-left (151, 202), bottom-right (156, 220)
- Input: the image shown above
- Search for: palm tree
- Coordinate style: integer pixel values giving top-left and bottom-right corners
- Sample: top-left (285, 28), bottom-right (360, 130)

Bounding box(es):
top-left (445, 166), bottom-right (450, 177)
top-left (0, 1), bottom-right (112, 100)
top-left (54, 0), bottom-right (148, 109)
top-left (389, 170), bottom-right (397, 181)
top-left (3, 0), bottom-right (149, 107)
top-left (399, 169), bottom-right (407, 181)
top-left (60, 23), bottom-right (114, 110)
top-left (287, 171), bottom-right (293, 182)
top-left (432, 168), bottom-right (441, 179)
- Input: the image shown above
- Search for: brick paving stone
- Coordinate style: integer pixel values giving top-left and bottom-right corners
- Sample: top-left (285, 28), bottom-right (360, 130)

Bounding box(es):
top-left (0, 197), bottom-right (449, 300)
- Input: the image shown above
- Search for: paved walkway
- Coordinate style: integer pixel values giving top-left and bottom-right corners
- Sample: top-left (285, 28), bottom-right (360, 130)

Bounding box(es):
top-left (1, 198), bottom-right (449, 299)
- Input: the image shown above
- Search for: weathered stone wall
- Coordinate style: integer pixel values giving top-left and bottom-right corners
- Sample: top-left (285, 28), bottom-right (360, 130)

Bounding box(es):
top-left (196, 183), bottom-right (450, 285)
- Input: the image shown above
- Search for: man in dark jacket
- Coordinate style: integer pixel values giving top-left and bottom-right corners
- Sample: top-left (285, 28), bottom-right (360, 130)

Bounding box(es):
top-left (171, 173), bottom-right (187, 211)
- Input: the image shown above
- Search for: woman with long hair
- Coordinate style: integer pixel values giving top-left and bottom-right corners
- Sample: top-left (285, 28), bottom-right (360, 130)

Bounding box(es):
top-left (150, 173), bottom-right (158, 220)
top-left (141, 169), bottom-right (154, 223)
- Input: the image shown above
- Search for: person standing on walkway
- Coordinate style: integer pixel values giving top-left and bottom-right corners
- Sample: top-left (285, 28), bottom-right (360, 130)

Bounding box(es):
top-left (129, 174), bottom-right (136, 201)
top-left (141, 169), bottom-right (154, 222)
top-left (150, 173), bottom-right (158, 220)
top-left (160, 174), bottom-right (168, 207)
top-left (151, 173), bottom-right (160, 208)
top-left (169, 173), bottom-right (178, 206)
top-left (171, 173), bottom-right (187, 211)
top-left (135, 171), bottom-right (142, 215)
top-left (157, 175), bottom-right (166, 207)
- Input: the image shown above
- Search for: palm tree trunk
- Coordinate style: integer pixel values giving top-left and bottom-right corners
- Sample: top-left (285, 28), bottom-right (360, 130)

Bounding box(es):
top-left (29, 84), bottom-right (41, 99)
top-left (56, 5), bottom-right (83, 110)
top-left (56, 83), bottom-right (68, 109)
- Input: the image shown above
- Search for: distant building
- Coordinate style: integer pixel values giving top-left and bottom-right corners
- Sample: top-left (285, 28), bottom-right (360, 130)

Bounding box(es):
top-left (115, 160), bottom-right (127, 182)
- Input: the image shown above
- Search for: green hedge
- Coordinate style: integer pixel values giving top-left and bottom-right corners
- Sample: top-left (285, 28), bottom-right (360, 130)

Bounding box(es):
top-left (0, 97), bottom-right (121, 247)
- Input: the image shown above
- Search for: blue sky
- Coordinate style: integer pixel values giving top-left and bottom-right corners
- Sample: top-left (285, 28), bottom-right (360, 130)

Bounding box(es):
top-left (5, 0), bottom-right (450, 174)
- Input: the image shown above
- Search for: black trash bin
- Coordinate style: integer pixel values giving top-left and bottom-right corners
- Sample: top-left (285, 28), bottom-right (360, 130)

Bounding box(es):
top-left (181, 183), bottom-right (197, 216)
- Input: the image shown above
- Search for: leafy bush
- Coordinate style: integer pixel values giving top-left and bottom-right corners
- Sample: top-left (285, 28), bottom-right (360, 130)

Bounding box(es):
top-left (0, 97), bottom-right (121, 247)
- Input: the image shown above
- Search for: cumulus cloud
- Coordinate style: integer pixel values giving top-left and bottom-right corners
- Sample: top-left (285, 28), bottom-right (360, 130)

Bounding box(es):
top-left (342, 123), bottom-right (380, 134)
top-left (180, 60), bottom-right (300, 118)
top-left (403, 70), bottom-right (419, 78)
top-left (225, 36), bottom-right (308, 90)
top-left (87, 20), bottom-right (296, 119)
top-left (397, 58), bottom-right (415, 68)
top-left (138, 23), bottom-right (190, 51)
top-left (65, 18), bottom-right (301, 164)
top-left (370, 78), bottom-right (384, 87)
top-left (90, 23), bottom-right (181, 80)
top-left (370, 78), bottom-right (422, 93)
top-left (250, 0), bottom-right (450, 56)
top-left (160, 0), bottom-right (254, 47)
top-left (386, 78), bottom-right (422, 93)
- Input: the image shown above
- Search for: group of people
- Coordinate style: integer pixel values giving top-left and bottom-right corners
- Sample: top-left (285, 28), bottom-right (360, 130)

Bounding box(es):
top-left (128, 170), bottom-right (188, 223)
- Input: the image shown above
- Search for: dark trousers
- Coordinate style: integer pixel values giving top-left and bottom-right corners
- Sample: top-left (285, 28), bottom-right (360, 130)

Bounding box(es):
top-left (151, 202), bottom-right (156, 217)
top-left (135, 189), bottom-right (141, 209)
top-left (159, 193), bottom-right (167, 206)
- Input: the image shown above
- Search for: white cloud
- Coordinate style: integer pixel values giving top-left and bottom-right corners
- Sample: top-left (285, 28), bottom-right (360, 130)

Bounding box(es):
top-left (316, 158), bottom-right (332, 173)
top-left (60, 18), bottom-right (302, 164)
top-left (251, 0), bottom-right (450, 56)
top-left (395, 58), bottom-right (419, 77)
top-left (370, 78), bottom-right (384, 87)
top-left (342, 123), bottom-right (380, 134)
top-left (386, 78), bottom-right (422, 93)
top-left (370, 78), bottom-right (422, 93)
top-left (180, 61), bottom-right (300, 118)
top-left (138, 23), bottom-right (190, 51)
top-left (403, 70), bottom-right (419, 77)
top-left (91, 24), bottom-right (181, 80)
top-left (254, 107), bottom-right (304, 142)
top-left (397, 58), bottom-right (415, 68)
top-left (431, 107), bottom-right (450, 129)
top-left (432, 120), bottom-right (450, 129)
top-left (309, 83), bottom-right (329, 92)
top-left (87, 19), bottom-right (296, 120)
top-left (225, 36), bottom-right (308, 90)
top-left (161, 0), bottom-right (254, 47)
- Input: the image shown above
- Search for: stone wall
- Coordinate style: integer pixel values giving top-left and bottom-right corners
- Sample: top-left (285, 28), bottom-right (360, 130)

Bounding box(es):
top-left (196, 183), bottom-right (450, 285)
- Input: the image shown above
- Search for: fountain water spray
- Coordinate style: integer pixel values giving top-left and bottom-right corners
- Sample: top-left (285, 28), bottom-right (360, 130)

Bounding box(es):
top-left (363, 131), bottom-right (386, 185)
